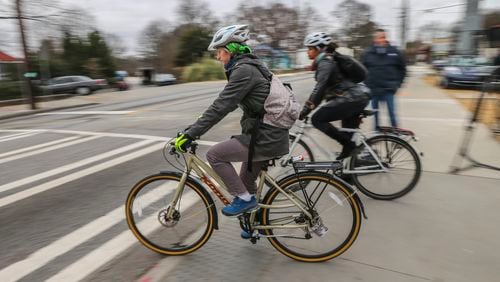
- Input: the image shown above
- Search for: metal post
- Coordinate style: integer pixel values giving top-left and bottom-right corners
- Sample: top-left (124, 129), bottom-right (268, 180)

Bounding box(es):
top-left (16, 0), bottom-right (36, 109)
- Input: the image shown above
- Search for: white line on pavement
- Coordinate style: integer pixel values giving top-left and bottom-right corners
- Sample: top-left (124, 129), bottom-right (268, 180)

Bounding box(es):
top-left (0, 136), bottom-right (80, 159)
top-left (400, 98), bottom-right (457, 104)
top-left (0, 129), bottom-right (218, 146)
top-left (0, 131), bottom-right (34, 141)
top-left (0, 131), bottom-right (40, 143)
top-left (398, 117), bottom-right (465, 123)
top-left (47, 191), bottom-right (200, 282)
top-left (0, 136), bottom-right (100, 165)
top-left (0, 143), bottom-right (163, 208)
top-left (36, 111), bottom-right (136, 115)
top-left (0, 139), bottom-right (156, 194)
top-left (0, 182), bottom-right (175, 282)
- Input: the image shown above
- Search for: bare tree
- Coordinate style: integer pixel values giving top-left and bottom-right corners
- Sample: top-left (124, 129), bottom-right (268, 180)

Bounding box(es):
top-left (235, 2), bottom-right (306, 50)
top-left (137, 19), bottom-right (170, 70)
top-left (176, 0), bottom-right (217, 27)
top-left (105, 33), bottom-right (127, 58)
top-left (332, 0), bottom-right (377, 51)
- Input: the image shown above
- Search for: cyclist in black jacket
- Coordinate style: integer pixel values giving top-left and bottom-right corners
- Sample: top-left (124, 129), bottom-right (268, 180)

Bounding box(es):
top-left (299, 32), bottom-right (371, 160)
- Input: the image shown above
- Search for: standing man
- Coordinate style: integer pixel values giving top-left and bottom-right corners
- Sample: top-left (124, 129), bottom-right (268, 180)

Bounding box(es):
top-left (362, 29), bottom-right (406, 129)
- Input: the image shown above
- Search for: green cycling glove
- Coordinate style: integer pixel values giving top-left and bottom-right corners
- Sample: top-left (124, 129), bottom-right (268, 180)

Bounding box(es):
top-left (174, 133), bottom-right (193, 153)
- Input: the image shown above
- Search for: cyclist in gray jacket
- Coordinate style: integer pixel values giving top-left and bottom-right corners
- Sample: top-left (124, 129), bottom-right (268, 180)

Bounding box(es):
top-left (173, 25), bottom-right (289, 216)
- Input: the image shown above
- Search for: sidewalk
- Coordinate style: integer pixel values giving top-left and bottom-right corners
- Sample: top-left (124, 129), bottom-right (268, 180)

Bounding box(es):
top-left (135, 65), bottom-right (500, 282)
top-left (396, 64), bottom-right (499, 178)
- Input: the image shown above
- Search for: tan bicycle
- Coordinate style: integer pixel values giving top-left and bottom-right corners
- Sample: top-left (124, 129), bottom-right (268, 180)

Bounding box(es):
top-left (125, 139), bottom-right (366, 262)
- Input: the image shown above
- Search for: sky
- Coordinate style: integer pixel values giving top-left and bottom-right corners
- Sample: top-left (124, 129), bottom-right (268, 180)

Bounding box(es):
top-left (1, 0), bottom-right (499, 56)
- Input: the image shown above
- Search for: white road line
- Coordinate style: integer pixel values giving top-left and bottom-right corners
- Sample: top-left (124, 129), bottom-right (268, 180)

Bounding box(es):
top-left (0, 182), bottom-right (174, 282)
top-left (0, 131), bottom-right (34, 141)
top-left (0, 139), bottom-right (156, 194)
top-left (0, 129), bottom-right (218, 146)
top-left (400, 98), bottom-right (457, 104)
top-left (47, 191), bottom-right (200, 282)
top-left (0, 136), bottom-right (100, 164)
top-left (36, 111), bottom-right (136, 115)
top-left (0, 136), bottom-right (80, 159)
top-left (397, 117), bottom-right (465, 123)
top-left (0, 131), bottom-right (40, 143)
top-left (0, 142), bottom-right (163, 208)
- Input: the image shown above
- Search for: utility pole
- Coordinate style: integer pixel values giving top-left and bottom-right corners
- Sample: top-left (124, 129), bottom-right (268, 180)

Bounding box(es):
top-left (457, 0), bottom-right (480, 55)
top-left (16, 0), bottom-right (36, 110)
top-left (400, 0), bottom-right (409, 49)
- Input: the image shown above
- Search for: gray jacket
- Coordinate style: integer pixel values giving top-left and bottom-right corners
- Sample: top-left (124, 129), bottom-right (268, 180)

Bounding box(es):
top-left (186, 54), bottom-right (289, 159)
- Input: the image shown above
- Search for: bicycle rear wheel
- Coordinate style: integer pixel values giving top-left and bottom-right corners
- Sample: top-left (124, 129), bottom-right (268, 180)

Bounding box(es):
top-left (261, 172), bottom-right (362, 262)
top-left (350, 135), bottom-right (421, 200)
top-left (125, 172), bottom-right (216, 255)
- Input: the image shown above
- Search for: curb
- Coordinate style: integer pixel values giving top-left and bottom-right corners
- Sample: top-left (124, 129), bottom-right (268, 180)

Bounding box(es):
top-left (0, 103), bottom-right (99, 121)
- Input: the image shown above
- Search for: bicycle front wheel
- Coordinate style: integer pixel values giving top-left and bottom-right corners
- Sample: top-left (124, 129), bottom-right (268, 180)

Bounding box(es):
top-left (350, 135), bottom-right (422, 200)
top-left (261, 172), bottom-right (362, 262)
top-left (125, 172), bottom-right (216, 255)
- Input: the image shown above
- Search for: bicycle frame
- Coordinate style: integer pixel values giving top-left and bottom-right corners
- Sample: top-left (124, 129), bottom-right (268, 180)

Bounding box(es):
top-left (166, 149), bottom-right (313, 231)
top-left (286, 120), bottom-right (388, 174)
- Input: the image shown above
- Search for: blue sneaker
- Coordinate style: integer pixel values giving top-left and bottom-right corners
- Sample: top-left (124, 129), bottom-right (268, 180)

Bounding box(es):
top-left (221, 196), bottom-right (258, 216)
top-left (241, 230), bottom-right (252, 239)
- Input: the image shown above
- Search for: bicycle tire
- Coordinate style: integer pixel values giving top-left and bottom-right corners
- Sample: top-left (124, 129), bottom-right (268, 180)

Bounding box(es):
top-left (261, 171), bottom-right (362, 262)
top-left (125, 172), bottom-right (216, 255)
top-left (349, 135), bottom-right (422, 200)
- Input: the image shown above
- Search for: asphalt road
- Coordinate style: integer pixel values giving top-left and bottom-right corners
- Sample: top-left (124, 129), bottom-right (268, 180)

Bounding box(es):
top-left (0, 71), bottom-right (499, 282)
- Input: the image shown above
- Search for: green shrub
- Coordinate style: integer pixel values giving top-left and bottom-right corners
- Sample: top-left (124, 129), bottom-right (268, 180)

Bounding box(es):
top-left (182, 58), bottom-right (225, 82)
top-left (0, 81), bottom-right (23, 100)
top-left (0, 80), bottom-right (44, 101)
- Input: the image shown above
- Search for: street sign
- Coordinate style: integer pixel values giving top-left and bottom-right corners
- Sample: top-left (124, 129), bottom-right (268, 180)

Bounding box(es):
top-left (24, 72), bottom-right (38, 78)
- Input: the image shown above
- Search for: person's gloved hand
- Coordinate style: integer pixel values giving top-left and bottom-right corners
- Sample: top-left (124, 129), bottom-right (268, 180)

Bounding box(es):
top-left (299, 106), bottom-right (311, 120)
top-left (173, 133), bottom-right (194, 153)
top-left (299, 100), bottom-right (315, 120)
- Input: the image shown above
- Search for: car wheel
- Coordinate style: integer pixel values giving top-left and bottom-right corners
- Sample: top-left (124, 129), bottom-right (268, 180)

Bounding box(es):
top-left (76, 87), bottom-right (91, 95)
top-left (440, 77), bottom-right (450, 89)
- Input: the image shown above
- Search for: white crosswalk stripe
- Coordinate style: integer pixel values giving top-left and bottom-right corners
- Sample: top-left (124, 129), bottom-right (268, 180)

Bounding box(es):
top-left (0, 129), bottom-right (216, 282)
top-left (0, 142), bottom-right (163, 208)
top-left (0, 139), bottom-right (155, 194)
top-left (0, 131), bottom-right (40, 143)
top-left (0, 136), bottom-right (80, 159)
top-left (0, 136), bottom-right (100, 164)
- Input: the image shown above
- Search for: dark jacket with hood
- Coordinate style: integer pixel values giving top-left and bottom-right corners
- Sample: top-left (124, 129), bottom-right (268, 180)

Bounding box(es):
top-left (362, 44), bottom-right (406, 95)
top-left (186, 54), bottom-right (289, 159)
top-left (307, 52), bottom-right (370, 108)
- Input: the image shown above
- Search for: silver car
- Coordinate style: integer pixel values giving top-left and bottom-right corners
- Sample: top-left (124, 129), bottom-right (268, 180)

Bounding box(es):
top-left (43, 76), bottom-right (107, 95)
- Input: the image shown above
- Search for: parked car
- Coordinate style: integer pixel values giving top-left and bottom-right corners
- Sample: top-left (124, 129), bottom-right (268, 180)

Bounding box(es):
top-left (431, 59), bottom-right (448, 71)
top-left (112, 80), bottom-right (130, 91)
top-left (440, 56), bottom-right (496, 89)
top-left (153, 74), bottom-right (176, 86)
top-left (42, 75), bottom-right (107, 95)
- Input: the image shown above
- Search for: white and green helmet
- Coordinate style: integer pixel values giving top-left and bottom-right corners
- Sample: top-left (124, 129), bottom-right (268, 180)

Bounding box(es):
top-left (208, 25), bottom-right (250, 51)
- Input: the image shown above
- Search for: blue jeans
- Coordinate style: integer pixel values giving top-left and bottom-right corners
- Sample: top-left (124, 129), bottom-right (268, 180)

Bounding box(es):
top-left (371, 93), bottom-right (397, 128)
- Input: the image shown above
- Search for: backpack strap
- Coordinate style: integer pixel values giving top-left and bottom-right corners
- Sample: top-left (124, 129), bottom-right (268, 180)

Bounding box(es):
top-left (234, 61), bottom-right (270, 172)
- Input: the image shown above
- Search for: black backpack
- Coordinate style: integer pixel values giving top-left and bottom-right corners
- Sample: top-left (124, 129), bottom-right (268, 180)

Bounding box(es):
top-left (334, 53), bottom-right (367, 83)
